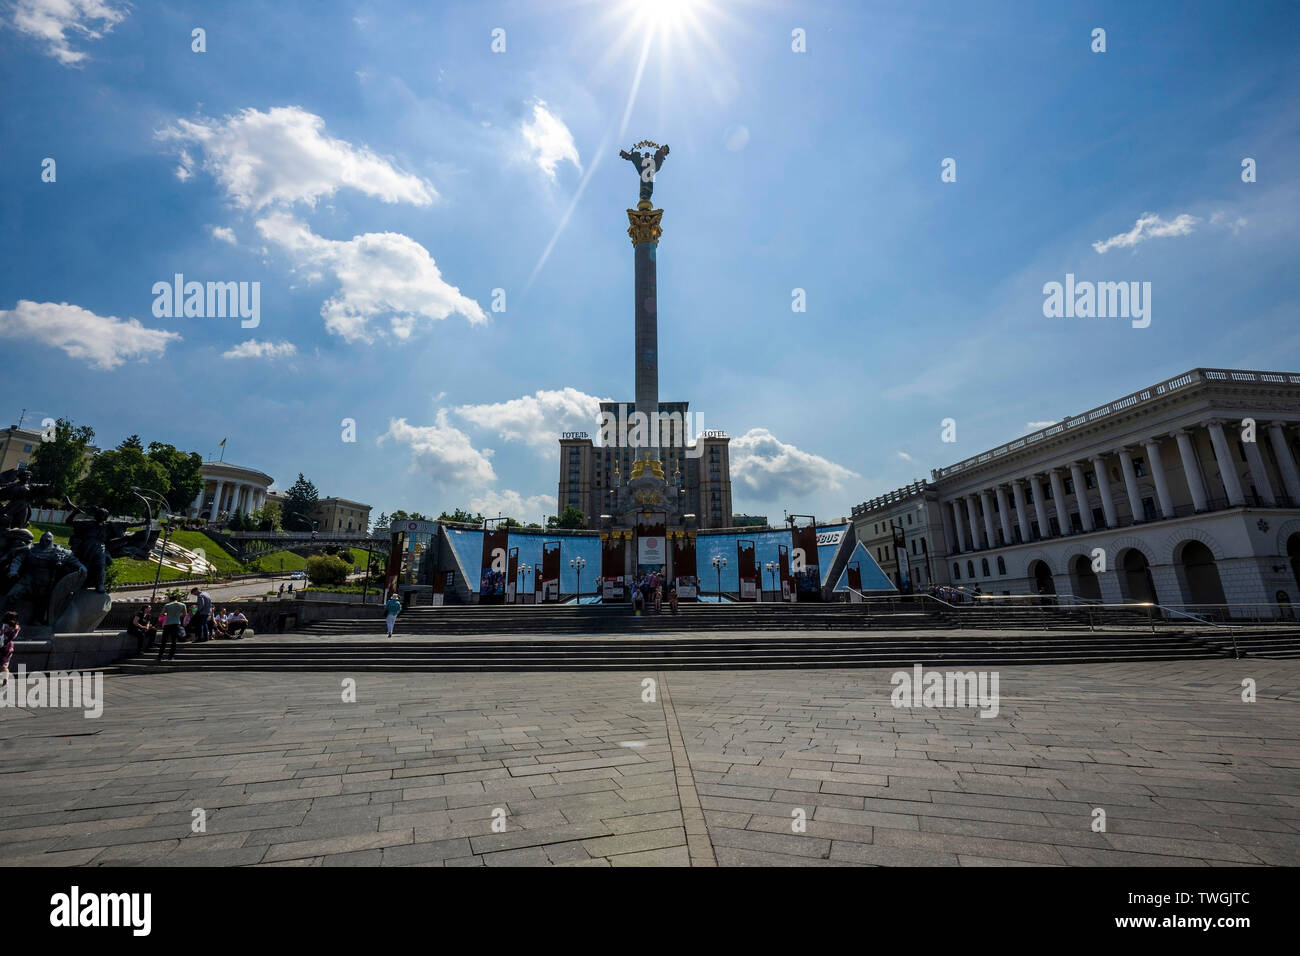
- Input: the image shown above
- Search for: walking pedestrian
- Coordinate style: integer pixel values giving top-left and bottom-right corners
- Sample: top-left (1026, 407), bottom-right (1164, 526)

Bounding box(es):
top-left (668, 581), bottom-right (678, 615)
top-left (157, 594), bottom-right (185, 663)
top-left (385, 593), bottom-right (402, 637)
top-left (1, 611), bottom-right (19, 685)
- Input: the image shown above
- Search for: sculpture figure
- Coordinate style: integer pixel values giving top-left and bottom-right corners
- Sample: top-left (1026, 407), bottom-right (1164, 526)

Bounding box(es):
top-left (619, 142), bottom-right (670, 203)
top-left (1, 532), bottom-right (86, 625)
top-left (0, 469), bottom-right (55, 531)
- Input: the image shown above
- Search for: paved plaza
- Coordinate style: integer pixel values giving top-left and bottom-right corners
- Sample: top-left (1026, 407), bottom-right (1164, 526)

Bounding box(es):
top-left (1, 659), bottom-right (1298, 866)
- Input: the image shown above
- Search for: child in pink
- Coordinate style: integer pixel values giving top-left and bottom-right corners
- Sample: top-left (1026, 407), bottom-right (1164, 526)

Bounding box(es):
top-left (1, 611), bottom-right (19, 685)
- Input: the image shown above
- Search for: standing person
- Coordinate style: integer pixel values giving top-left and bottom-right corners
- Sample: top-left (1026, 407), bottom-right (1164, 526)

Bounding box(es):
top-left (278, 583), bottom-right (285, 597)
top-left (190, 587), bottom-right (212, 642)
top-left (1, 611), bottom-right (19, 686)
top-left (157, 594), bottom-right (185, 663)
top-left (668, 580), bottom-right (678, 615)
top-left (384, 593), bottom-right (402, 637)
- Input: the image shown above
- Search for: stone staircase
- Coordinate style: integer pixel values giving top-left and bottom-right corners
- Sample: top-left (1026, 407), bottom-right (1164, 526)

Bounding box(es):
top-left (107, 632), bottom-right (1240, 673)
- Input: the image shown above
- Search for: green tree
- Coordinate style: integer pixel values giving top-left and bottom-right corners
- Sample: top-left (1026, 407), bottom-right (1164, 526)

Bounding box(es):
top-left (390, 510), bottom-right (429, 523)
top-left (77, 437), bottom-right (170, 516)
top-left (228, 510), bottom-right (244, 531)
top-left (146, 442), bottom-right (204, 514)
top-left (372, 512), bottom-right (389, 534)
top-left (28, 417), bottom-right (95, 503)
top-left (306, 553), bottom-right (349, 587)
top-left (436, 508), bottom-right (484, 525)
top-left (252, 498), bottom-right (282, 532)
top-left (555, 505), bottom-right (586, 530)
top-left (283, 473), bottom-right (319, 526)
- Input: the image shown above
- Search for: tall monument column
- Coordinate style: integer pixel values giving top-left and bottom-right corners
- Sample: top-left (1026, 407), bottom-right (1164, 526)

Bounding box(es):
top-left (622, 140), bottom-right (670, 472)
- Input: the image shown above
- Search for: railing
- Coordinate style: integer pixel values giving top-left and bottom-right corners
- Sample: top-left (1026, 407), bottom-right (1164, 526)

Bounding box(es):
top-left (932, 367), bottom-right (1300, 480)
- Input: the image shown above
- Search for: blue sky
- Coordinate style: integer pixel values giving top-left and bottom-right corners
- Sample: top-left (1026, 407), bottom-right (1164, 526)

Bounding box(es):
top-left (2, 0), bottom-right (1297, 525)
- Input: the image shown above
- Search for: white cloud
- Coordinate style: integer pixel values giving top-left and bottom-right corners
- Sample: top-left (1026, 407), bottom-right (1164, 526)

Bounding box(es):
top-left (1026, 420), bottom-right (1056, 431)
top-left (1092, 212), bottom-right (1199, 254)
top-left (210, 225), bottom-right (237, 245)
top-left (222, 339), bottom-right (296, 360)
top-left (455, 387), bottom-right (603, 452)
top-left (0, 299), bottom-right (179, 370)
top-left (256, 212), bottom-right (486, 342)
top-left (896, 450), bottom-right (913, 462)
top-left (380, 413), bottom-right (496, 487)
top-left (520, 99), bottom-right (582, 180)
top-left (10, 0), bottom-right (127, 66)
top-left (159, 106), bottom-right (437, 210)
top-left (729, 428), bottom-right (858, 501)
top-left (469, 488), bottom-right (556, 519)
top-left (1209, 211), bottom-right (1248, 235)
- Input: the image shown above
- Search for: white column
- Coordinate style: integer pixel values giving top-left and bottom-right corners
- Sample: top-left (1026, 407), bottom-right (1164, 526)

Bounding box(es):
top-left (940, 501), bottom-right (957, 555)
top-left (1069, 462), bottom-right (1094, 532)
top-left (1118, 448), bottom-right (1146, 521)
top-left (1049, 468), bottom-right (1071, 535)
top-left (209, 479), bottom-right (225, 522)
top-left (190, 487), bottom-right (204, 517)
top-left (964, 496), bottom-right (981, 550)
top-left (980, 490), bottom-right (997, 549)
top-left (1031, 475), bottom-right (1051, 540)
top-left (1092, 455), bottom-right (1118, 528)
top-left (949, 501), bottom-right (967, 552)
top-left (1011, 480), bottom-right (1031, 544)
top-left (1242, 437), bottom-right (1276, 505)
top-left (1142, 437), bottom-right (1174, 518)
top-left (1175, 430), bottom-right (1209, 511)
top-left (995, 486), bottom-right (1013, 546)
top-left (1267, 423), bottom-right (1300, 504)
top-left (1207, 421), bottom-right (1245, 506)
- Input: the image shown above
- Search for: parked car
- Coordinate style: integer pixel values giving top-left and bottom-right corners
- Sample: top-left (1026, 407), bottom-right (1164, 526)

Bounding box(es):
top-left (290, 570), bottom-right (307, 580)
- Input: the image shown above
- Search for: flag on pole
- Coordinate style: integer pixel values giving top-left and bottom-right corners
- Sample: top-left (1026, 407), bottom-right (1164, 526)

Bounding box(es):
top-left (219, 438), bottom-right (226, 447)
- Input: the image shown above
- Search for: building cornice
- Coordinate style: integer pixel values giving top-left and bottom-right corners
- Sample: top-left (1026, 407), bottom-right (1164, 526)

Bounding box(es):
top-left (930, 368), bottom-right (1300, 488)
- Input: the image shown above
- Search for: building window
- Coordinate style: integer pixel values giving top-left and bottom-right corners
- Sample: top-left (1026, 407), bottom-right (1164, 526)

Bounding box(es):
top-left (981, 558), bottom-right (990, 577)
top-left (953, 563), bottom-right (961, 580)
top-left (1134, 457), bottom-right (1147, 477)
top-left (1085, 471), bottom-right (1097, 490)
top-left (1142, 496), bottom-right (1158, 521)
top-left (1025, 487), bottom-right (1034, 504)
top-left (1044, 484), bottom-right (1053, 500)
top-left (1092, 506), bottom-right (1105, 528)
top-left (1070, 512), bottom-right (1083, 533)
top-left (966, 560), bottom-right (975, 578)
top-left (996, 556), bottom-right (1006, 575)
top-left (1063, 477), bottom-right (1074, 494)
top-left (907, 514), bottom-right (913, 525)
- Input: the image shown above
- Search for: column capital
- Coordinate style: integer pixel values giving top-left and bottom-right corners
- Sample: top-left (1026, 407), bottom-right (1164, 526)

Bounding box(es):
top-left (626, 207), bottom-right (664, 244)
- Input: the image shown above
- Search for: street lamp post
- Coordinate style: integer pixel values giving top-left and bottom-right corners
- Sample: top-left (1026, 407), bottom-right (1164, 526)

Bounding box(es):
top-left (570, 557), bottom-right (586, 603)
top-left (712, 555), bottom-right (726, 602)
top-left (518, 564), bottom-right (533, 603)
top-left (765, 561), bottom-right (777, 600)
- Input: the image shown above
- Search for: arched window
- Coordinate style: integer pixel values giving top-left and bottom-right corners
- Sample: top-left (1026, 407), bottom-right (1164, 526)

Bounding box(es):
top-left (967, 560), bottom-right (975, 578)
top-left (981, 558), bottom-right (990, 577)
top-left (997, 556), bottom-right (1007, 575)
top-left (953, 563), bottom-right (961, 580)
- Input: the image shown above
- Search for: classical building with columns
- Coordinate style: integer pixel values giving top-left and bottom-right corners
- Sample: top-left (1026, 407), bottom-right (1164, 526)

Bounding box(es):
top-left (189, 461), bottom-right (274, 523)
top-left (921, 368), bottom-right (1300, 616)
